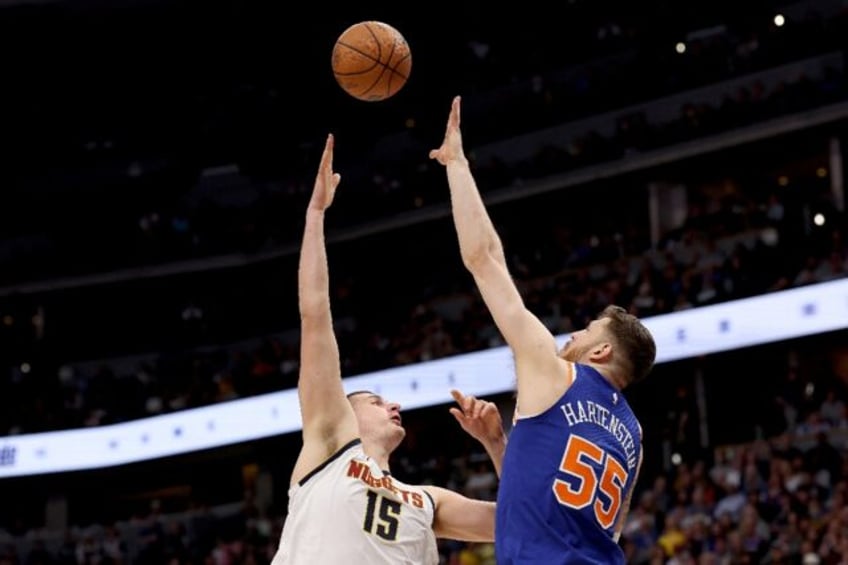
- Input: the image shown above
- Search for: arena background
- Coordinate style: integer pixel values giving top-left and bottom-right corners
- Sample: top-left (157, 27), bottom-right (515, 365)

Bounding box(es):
top-left (0, 0), bottom-right (847, 563)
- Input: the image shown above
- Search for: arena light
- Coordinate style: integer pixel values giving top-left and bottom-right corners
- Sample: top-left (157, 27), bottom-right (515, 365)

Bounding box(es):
top-left (1, 277), bottom-right (847, 478)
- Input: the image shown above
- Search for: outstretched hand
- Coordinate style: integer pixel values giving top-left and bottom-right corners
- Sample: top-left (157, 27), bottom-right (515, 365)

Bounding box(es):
top-left (310, 134), bottom-right (341, 211)
top-left (449, 388), bottom-right (504, 446)
top-left (429, 96), bottom-right (466, 166)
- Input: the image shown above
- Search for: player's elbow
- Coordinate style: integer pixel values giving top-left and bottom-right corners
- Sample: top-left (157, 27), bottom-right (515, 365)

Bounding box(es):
top-left (461, 242), bottom-right (501, 272)
top-left (299, 300), bottom-right (331, 323)
top-left (461, 246), bottom-right (486, 270)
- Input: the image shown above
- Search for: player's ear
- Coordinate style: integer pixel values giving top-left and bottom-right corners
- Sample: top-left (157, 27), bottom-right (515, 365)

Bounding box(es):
top-left (589, 342), bottom-right (612, 362)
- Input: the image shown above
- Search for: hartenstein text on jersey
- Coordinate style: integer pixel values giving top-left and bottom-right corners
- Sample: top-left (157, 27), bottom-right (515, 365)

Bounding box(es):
top-left (559, 400), bottom-right (638, 470)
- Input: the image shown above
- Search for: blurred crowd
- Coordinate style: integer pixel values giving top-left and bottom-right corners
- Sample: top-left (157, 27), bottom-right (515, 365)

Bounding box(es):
top-left (0, 166), bottom-right (843, 436)
top-left (1, 334), bottom-right (847, 564)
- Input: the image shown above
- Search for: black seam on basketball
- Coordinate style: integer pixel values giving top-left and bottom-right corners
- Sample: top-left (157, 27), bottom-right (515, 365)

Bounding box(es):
top-left (377, 39), bottom-right (398, 96)
top-left (364, 22), bottom-right (382, 65)
top-left (335, 23), bottom-right (409, 98)
top-left (387, 52), bottom-right (411, 80)
top-left (361, 64), bottom-right (391, 97)
top-left (335, 41), bottom-right (381, 72)
top-left (352, 29), bottom-right (396, 98)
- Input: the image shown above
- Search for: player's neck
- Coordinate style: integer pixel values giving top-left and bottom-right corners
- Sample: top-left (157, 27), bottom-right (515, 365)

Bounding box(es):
top-left (362, 442), bottom-right (392, 471)
top-left (586, 361), bottom-right (626, 391)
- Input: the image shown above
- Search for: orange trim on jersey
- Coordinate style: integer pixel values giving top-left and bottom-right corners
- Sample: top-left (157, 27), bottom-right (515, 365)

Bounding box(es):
top-left (563, 361), bottom-right (576, 390)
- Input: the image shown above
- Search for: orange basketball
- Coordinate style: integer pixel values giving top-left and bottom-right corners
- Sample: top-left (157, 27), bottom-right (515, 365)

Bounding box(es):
top-left (331, 21), bottom-right (412, 102)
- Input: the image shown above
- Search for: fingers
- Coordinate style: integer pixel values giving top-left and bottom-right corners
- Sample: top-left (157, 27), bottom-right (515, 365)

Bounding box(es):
top-left (320, 133), bottom-right (334, 165)
top-left (309, 134), bottom-right (338, 209)
top-left (481, 402), bottom-right (499, 421)
top-left (430, 96), bottom-right (462, 164)
top-left (451, 389), bottom-right (491, 419)
top-left (451, 389), bottom-right (474, 415)
top-left (323, 172), bottom-right (341, 207)
top-left (444, 96), bottom-right (461, 133)
top-left (316, 133), bottom-right (334, 186)
top-left (474, 398), bottom-right (491, 419)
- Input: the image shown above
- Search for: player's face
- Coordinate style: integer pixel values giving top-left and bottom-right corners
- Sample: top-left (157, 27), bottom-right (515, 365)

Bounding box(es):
top-left (351, 393), bottom-right (405, 445)
top-left (559, 317), bottom-right (611, 362)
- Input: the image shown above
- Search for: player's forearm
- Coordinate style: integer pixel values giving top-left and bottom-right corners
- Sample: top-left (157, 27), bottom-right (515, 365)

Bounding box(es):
top-left (446, 159), bottom-right (506, 269)
top-left (298, 209), bottom-right (332, 320)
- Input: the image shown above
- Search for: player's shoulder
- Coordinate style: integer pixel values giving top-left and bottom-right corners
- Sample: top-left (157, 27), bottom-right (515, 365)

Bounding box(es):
top-left (416, 484), bottom-right (447, 509)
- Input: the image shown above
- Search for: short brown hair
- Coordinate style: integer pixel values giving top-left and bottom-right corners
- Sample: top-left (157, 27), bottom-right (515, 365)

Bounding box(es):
top-left (599, 305), bottom-right (656, 385)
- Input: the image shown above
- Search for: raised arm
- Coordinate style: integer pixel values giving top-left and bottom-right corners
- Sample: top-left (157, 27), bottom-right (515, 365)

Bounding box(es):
top-left (290, 134), bottom-right (359, 486)
top-left (430, 96), bottom-right (568, 415)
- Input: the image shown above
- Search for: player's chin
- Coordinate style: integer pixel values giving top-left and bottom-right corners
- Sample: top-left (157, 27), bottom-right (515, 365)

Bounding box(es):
top-left (390, 427), bottom-right (406, 447)
top-left (394, 422), bottom-right (406, 436)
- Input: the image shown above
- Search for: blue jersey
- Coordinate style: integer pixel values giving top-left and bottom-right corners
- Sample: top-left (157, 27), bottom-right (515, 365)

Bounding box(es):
top-left (495, 362), bottom-right (642, 564)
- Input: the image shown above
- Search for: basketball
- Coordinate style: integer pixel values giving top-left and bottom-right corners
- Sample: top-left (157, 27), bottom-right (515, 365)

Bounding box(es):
top-left (331, 21), bottom-right (412, 102)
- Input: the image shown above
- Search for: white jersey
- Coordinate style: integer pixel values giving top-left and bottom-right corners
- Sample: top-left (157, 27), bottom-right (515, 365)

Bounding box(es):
top-left (272, 439), bottom-right (439, 565)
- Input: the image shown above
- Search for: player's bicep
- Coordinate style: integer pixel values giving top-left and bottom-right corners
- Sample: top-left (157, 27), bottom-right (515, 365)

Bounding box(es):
top-left (297, 317), bottom-right (358, 447)
top-left (426, 486), bottom-right (495, 542)
top-left (471, 258), bottom-right (566, 413)
top-left (291, 320), bottom-right (358, 485)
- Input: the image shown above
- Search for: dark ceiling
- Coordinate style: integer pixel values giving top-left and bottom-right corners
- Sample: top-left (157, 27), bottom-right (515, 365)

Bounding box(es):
top-left (0, 0), bottom-right (830, 221)
top-left (0, 0), bottom-right (792, 166)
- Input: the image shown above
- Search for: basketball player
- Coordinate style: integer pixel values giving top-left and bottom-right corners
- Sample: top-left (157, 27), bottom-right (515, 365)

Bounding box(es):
top-left (272, 134), bottom-right (507, 565)
top-left (429, 96), bottom-right (657, 564)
